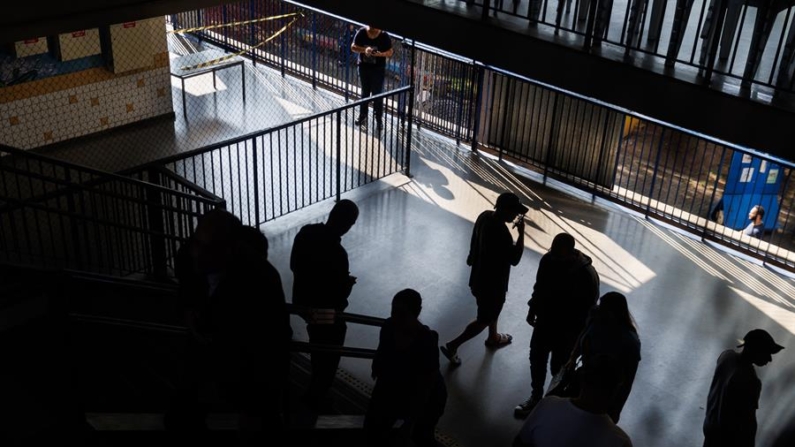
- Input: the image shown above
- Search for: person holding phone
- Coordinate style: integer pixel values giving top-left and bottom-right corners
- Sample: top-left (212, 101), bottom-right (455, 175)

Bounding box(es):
top-left (351, 25), bottom-right (393, 131)
top-left (440, 192), bottom-right (528, 366)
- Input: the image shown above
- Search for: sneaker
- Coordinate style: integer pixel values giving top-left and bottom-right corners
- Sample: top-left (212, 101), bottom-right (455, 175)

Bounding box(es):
top-left (354, 116), bottom-right (367, 127)
top-left (514, 396), bottom-right (542, 418)
top-left (439, 344), bottom-right (461, 366)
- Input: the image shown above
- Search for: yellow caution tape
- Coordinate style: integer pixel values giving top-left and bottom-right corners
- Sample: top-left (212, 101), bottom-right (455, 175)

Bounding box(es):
top-left (169, 12), bottom-right (303, 34)
top-left (179, 15), bottom-right (300, 71)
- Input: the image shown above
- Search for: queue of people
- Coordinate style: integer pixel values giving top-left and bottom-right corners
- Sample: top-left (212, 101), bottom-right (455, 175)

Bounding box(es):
top-left (169, 181), bottom-right (787, 447)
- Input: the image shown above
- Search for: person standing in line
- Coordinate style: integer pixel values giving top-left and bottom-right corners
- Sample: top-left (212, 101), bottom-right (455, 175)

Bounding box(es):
top-left (703, 329), bottom-right (785, 447)
top-left (351, 25), bottom-right (393, 132)
top-left (515, 233), bottom-right (600, 417)
top-left (365, 289), bottom-right (447, 447)
top-left (440, 192), bottom-right (528, 366)
top-left (290, 199), bottom-right (359, 412)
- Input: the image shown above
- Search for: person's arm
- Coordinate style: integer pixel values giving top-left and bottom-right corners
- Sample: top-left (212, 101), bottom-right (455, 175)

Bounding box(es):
top-left (373, 47), bottom-right (394, 58)
top-left (510, 216), bottom-right (525, 266)
top-left (527, 257), bottom-right (549, 326)
top-left (351, 28), bottom-right (369, 54)
top-left (373, 33), bottom-right (394, 58)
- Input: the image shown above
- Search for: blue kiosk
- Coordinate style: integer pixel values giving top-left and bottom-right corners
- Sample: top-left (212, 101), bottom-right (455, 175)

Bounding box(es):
top-left (718, 152), bottom-right (782, 232)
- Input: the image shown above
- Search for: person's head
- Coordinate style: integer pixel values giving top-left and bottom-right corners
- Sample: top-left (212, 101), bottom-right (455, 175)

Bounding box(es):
top-left (391, 288), bottom-right (422, 323)
top-left (192, 209), bottom-right (243, 274)
top-left (326, 199), bottom-right (359, 236)
top-left (367, 25), bottom-right (382, 34)
top-left (749, 205), bottom-right (765, 223)
top-left (738, 328), bottom-right (784, 366)
top-left (549, 232), bottom-right (576, 261)
top-left (237, 226), bottom-right (269, 260)
top-left (494, 192), bottom-right (528, 222)
top-left (598, 292), bottom-right (638, 333)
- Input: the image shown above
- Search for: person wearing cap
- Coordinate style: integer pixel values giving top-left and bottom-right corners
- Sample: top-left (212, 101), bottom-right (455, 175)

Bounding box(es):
top-left (515, 232), bottom-right (600, 418)
top-left (703, 329), bottom-right (785, 447)
top-left (440, 192), bottom-right (528, 366)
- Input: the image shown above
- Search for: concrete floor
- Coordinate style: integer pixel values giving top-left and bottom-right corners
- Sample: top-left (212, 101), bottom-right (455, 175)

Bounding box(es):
top-left (261, 128), bottom-right (795, 447)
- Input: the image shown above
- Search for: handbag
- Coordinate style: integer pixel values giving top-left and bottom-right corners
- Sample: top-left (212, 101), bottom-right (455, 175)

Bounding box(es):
top-left (545, 359), bottom-right (581, 398)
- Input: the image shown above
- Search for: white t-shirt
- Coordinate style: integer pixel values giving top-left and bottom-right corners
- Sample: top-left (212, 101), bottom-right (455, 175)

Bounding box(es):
top-left (514, 396), bottom-right (632, 447)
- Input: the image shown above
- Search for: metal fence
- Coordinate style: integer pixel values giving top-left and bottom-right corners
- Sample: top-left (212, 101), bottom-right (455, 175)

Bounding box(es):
top-left (457, 0), bottom-right (795, 93)
top-left (169, 0), bottom-right (476, 143)
top-left (124, 87), bottom-right (414, 227)
top-left (0, 144), bottom-right (225, 277)
top-left (478, 64), bottom-right (795, 269)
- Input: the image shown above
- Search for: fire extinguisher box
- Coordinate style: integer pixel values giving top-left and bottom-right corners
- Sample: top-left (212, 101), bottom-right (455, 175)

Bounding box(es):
top-left (52, 29), bottom-right (102, 61)
top-left (13, 37), bottom-right (48, 58)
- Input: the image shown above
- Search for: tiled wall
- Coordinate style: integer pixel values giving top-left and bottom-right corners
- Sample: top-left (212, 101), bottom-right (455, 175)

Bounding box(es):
top-left (0, 64), bottom-right (173, 149)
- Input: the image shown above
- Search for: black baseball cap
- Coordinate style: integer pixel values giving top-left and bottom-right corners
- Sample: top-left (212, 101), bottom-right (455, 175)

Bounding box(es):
top-left (738, 329), bottom-right (785, 354)
top-left (495, 192), bottom-right (529, 215)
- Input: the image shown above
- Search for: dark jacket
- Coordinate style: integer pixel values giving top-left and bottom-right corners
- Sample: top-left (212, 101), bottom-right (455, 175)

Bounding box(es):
top-left (290, 223), bottom-right (353, 311)
top-left (528, 249), bottom-right (599, 331)
top-left (467, 210), bottom-right (522, 295)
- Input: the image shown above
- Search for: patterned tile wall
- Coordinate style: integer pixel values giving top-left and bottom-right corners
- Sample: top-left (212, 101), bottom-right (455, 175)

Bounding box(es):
top-left (0, 63), bottom-right (173, 150)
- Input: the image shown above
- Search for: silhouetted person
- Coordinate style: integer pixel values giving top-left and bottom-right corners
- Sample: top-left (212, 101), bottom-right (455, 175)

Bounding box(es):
top-left (513, 355), bottom-right (633, 447)
top-left (166, 209), bottom-right (243, 435)
top-left (743, 205), bottom-right (765, 238)
top-left (365, 289), bottom-right (447, 447)
top-left (440, 192), bottom-right (527, 366)
top-left (291, 199), bottom-right (359, 411)
top-left (703, 329), bottom-right (785, 447)
top-left (570, 292), bottom-right (640, 423)
top-left (232, 226), bottom-right (293, 442)
top-left (516, 233), bottom-right (599, 417)
top-left (351, 25), bottom-right (393, 131)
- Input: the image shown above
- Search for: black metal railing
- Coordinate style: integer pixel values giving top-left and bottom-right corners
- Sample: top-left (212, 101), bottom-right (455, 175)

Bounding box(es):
top-left (125, 87), bottom-right (413, 227)
top-left (0, 145), bottom-right (225, 277)
top-left (168, 0), bottom-right (475, 143)
top-left (477, 64), bottom-right (795, 269)
top-left (456, 0), bottom-right (795, 93)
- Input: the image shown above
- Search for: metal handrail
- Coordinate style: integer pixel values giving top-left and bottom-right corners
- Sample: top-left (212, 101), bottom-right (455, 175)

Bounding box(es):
top-left (122, 86), bottom-right (412, 173)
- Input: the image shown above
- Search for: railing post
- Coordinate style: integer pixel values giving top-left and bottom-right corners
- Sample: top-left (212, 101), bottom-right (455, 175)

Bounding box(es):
top-left (336, 110), bottom-right (342, 201)
top-left (471, 64), bottom-right (485, 152)
top-left (280, 1), bottom-right (287, 77)
top-left (145, 168), bottom-right (168, 279)
top-left (249, 0), bottom-right (256, 65)
top-left (64, 168), bottom-right (83, 270)
top-left (311, 13), bottom-right (318, 89)
top-left (405, 41), bottom-right (417, 178)
top-left (252, 138), bottom-right (261, 225)
top-left (345, 24), bottom-right (351, 102)
top-left (482, 0), bottom-right (491, 20)
top-left (543, 93), bottom-right (561, 184)
top-left (645, 128), bottom-right (666, 218)
top-left (703, 146), bottom-right (728, 241)
top-left (583, 0), bottom-right (599, 51)
top-left (455, 63), bottom-right (467, 146)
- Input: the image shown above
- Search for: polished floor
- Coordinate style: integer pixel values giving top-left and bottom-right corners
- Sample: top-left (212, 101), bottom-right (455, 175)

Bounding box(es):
top-left (261, 128), bottom-right (795, 447)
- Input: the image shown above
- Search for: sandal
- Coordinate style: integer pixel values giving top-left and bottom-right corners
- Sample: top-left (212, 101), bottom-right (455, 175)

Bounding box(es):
top-left (440, 344), bottom-right (462, 366)
top-left (485, 333), bottom-right (513, 348)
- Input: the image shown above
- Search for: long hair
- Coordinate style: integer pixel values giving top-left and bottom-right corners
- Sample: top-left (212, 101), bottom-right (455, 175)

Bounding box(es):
top-left (598, 292), bottom-right (638, 334)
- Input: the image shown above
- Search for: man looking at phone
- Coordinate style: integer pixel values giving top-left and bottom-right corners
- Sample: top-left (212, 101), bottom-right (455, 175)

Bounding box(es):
top-left (351, 25), bottom-right (393, 131)
top-left (440, 192), bottom-right (528, 366)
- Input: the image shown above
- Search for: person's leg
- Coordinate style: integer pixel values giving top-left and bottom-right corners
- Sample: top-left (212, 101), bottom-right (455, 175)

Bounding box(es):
top-left (446, 320), bottom-right (488, 351)
top-left (550, 330), bottom-right (578, 377)
top-left (411, 376), bottom-right (447, 447)
top-left (306, 322), bottom-right (348, 407)
top-left (372, 68), bottom-right (386, 126)
top-left (364, 386), bottom-right (398, 447)
top-left (357, 66), bottom-right (372, 122)
top-left (608, 361), bottom-right (639, 423)
top-left (529, 329), bottom-right (553, 399)
top-left (484, 298), bottom-right (509, 345)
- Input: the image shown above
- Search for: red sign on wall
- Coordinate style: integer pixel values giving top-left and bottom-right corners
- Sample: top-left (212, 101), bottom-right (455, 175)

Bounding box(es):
top-left (122, 22), bottom-right (136, 29)
top-left (23, 38), bottom-right (39, 44)
top-left (72, 31), bottom-right (86, 38)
